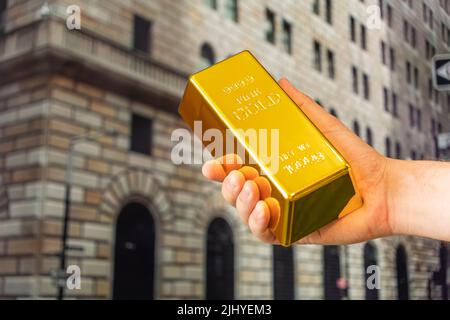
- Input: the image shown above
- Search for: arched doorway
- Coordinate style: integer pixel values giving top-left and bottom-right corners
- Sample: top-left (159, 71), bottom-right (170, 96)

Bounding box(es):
top-left (206, 217), bottom-right (234, 300)
top-left (323, 245), bottom-right (342, 300)
top-left (439, 243), bottom-right (448, 300)
top-left (113, 202), bottom-right (155, 300)
top-left (363, 242), bottom-right (379, 300)
top-left (395, 245), bottom-right (409, 300)
top-left (273, 245), bottom-right (295, 300)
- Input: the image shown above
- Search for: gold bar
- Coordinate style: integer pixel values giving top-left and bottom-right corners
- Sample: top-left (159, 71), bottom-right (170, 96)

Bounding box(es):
top-left (179, 51), bottom-right (362, 246)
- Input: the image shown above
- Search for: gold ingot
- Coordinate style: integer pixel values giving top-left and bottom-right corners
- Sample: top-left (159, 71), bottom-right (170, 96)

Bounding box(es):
top-left (179, 51), bottom-right (363, 246)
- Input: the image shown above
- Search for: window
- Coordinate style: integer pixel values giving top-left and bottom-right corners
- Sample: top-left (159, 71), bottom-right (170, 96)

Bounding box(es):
top-left (352, 66), bottom-right (359, 94)
top-left (442, 22), bottom-right (447, 42)
top-left (225, 0), bottom-right (239, 22)
top-left (403, 20), bottom-right (409, 42)
top-left (313, 0), bottom-right (320, 15)
top-left (366, 127), bottom-right (373, 146)
top-left (429, 10), bottom-right (434, 30)
top-left (265, 9), bottom-right (276, 44)
top-left (411, 27), bottom-right (417, 48)
top-left (383, 87), bottom-right (389, 111)
top-left (392, 92), bottom-right (398, 117)
top-left (282, 20), bottom-right (293, 54)
top-left (389, 47), bottom-right (396, 71)
top-left (380, 41), bottom-right (386, 65)
top-left (205, 0), bottom-right (218, 10)
top-left (206, 218), bottom-right (234, 300)
top-left (350, 16), bottom-right (356, 42)
top-left (325, 0), bottom-right (333, 24)
top-left (395, 142), bottom-right (402, 159)
top-left (417, 109), bottom-right (422, 131)
top-left (200, 43), bottom-right (216, 68)
top-left (133, 15), bottom-right (152, 53)
top-left (314, 40), bottom-right (322, 72)
top-left (387, 4), bottom-right (393, 27)
top-left (330, 108), bottom-right (338, 118)
top-left (273, 246), bottom-right (295, 300)
top-left (327, 49), bottom-right (335, 79)
top-left (364, 243), bottom-right (379, 300)
top-left (324, 246), bottom-right (342, 300)
top-left (448, 94), bottom-right (450, 113)
top-left (447, 28), bottom-right (450, 47)
top-left (414, 67), bottom-right (419, 89)
top-left (363, 73), bottom-right (370, 100)
top-left (361, 24), bottom-right (367, 50)
top-left (385, 137), bottom-right (392, 157)
top-left (428, 78), bottom-right (433, 99)
top-left (379, 0), bottom-right (384, 19)
top-left (426, 40), bottom-right (436, 59)
top-left (0, 0), bottom-right (6, 33)
top-left (406, 61), bottom-right (411, 84)
top-left (409, 104), bottom-right (415, 127)
top-left (353, 120), bottom-right (360, 137)
top-left (438, 244), bottom-right (449, 300)
top-left (396, 245), bottom-right (409, 300)
top-left (130, 114), bottom-right (153, 155)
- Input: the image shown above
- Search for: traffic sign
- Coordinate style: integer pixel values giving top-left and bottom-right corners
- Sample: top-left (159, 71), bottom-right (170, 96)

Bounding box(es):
top-left (432, 54), bottom-right (450, 91)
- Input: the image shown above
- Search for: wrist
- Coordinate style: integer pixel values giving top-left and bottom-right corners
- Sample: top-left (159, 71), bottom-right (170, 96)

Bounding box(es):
top-left (384, 158), bottom-right (413, 236)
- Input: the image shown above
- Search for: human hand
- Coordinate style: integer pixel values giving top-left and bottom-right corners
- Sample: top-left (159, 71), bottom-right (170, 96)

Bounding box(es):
top-left (202, 78), bottom-right (393, 245)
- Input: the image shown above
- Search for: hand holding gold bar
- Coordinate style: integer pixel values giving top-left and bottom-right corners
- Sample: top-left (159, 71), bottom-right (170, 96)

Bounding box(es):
top-left (179, 51), bottom-right (368, 246)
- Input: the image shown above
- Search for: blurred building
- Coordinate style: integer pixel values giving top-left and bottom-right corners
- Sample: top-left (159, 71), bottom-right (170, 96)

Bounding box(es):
top-left (0, 0), bottom-right (448, 299)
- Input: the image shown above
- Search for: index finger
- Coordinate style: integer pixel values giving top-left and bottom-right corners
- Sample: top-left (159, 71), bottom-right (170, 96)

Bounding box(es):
top-left (202, 154), bottom-right (243, 182)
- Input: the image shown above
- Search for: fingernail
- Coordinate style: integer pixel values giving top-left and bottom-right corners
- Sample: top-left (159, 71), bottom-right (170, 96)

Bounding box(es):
top-left (229, 172), bottom-right (240, 191)
top-left (242, 182), bottom-right (252, 200)
top-left (256, 204), bottom-right (265, 223)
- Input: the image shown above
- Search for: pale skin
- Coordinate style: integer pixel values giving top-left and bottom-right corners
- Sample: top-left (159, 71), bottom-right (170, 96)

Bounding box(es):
top-left (202, 78), bottom-right (450, 245)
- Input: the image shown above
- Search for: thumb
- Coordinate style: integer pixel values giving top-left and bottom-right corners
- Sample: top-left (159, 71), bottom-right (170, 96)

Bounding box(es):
top-left (278, 78), bottom-right (369, 164)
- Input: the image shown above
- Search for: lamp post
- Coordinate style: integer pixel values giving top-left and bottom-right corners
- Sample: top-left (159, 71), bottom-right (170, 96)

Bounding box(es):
top-left (57, 128), bottom-right (118, 300)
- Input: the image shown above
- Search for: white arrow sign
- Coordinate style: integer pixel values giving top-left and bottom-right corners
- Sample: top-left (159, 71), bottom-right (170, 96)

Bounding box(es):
top-left (432, 54), bottom-right (450, 91)
top-left (437, 61), bottom-right (450, 81)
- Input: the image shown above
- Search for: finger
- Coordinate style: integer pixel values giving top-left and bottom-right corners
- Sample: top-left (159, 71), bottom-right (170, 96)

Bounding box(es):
top-left (254, 176), bottom-right (272, 200)
top-left (239, 166), bottom-right (259, 180)
top-left (264, 197), bottom-right (280, 229)
top-left (221, 170), bottom-right (245, 206)
top-left (218, 154), bottom-right (243, 174)
top-left (296, 207), bottom-right (379, 245)
top-left (202, 159), bottom-right (227, 182)
top-left (248, 201), bottom-right (277, 243)
top-left (236, 180), bottom-right (260, 225)
top-left (202, 154), bottom-right (243, 182)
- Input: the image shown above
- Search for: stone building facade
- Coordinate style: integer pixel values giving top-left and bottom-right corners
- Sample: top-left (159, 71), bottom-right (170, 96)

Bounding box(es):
top-left (0, 0), bottom-right (448, 299)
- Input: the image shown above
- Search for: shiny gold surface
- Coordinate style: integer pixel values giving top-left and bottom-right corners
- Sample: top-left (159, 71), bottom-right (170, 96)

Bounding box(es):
top-left (179, 51), bottom-right (362, 246)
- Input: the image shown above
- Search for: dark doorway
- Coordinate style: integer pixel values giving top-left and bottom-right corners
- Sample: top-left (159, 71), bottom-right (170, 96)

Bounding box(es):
top-left (206, 217), bottom-right (234, 300)
top-left (113, 202), bottom-right (155, 300)
top-left (324, 245), bottom-right (342, 300)
top-left (363, 242), bottom-right (379, 300)
top-left (273, 245), bottom-right (295, 300)
top-left (439, 243), bottom-right (448, 300)
top-left (395, 245), bottom-right (409, 300)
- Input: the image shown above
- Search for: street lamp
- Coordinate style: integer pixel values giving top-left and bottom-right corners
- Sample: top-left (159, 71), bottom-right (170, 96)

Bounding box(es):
top-left (57, 128), bottom-right (118, 300)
